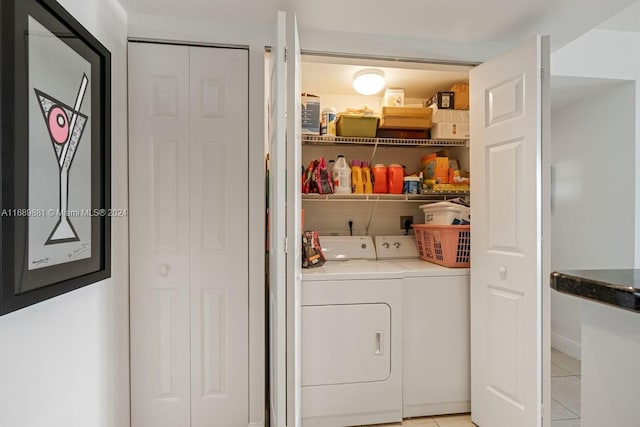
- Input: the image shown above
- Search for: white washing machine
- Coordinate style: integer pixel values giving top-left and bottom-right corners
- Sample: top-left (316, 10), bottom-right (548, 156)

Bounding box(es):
top-left (301, 236), bottom-right (403, 427)
top-left (375, 235), bottom-right (471, 418)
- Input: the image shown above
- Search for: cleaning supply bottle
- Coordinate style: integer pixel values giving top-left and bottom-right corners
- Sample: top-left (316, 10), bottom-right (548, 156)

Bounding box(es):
top-left (328, 159), bottom-right (335, 181)
top-left (361, 161), bottom-right (373, 194)
top-left (372, 164), bottom-right (388, 193)
top-left (351, 160), bottom-right (364, 194)
top-left (333, 155), bottom-right (352, 194)
top-left (387, 163), bottom-right (404, 194)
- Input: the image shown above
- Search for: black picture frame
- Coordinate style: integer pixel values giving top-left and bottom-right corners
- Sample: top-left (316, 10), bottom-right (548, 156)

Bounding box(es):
top-left (0, 0), bottom-right (111, 315)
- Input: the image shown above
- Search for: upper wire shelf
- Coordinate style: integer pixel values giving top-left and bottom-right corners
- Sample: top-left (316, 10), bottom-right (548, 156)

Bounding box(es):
top-left (302, 134), bottom-right (468, 147)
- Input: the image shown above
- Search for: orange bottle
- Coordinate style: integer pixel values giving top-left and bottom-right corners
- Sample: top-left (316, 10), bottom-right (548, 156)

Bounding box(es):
top-left (387, 164), bottom-right (404, 194)
top-left (372, 164), bottom-right (388, 193)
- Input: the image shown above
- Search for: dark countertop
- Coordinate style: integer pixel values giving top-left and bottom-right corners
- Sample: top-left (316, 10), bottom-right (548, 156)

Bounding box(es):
top-left (550, 269), bottom-right (640, 313)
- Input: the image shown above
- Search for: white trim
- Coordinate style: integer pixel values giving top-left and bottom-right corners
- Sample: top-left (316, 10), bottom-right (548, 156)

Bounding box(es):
top-left (551, 332), bottom-right (581, 360)
top-left (248, 422), bottom-right (265, 427)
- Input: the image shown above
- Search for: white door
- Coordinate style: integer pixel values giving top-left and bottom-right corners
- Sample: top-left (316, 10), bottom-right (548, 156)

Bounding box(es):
top-left (302, 304), bottom-right (391, 386)
top-left (187, 46), bottom-right (249, 426)
top-left (129, 43), bottom-right (191, 427)
top-left (269, 10), bottom-right (302, 427)
top-left (129, 42), bottom-right (249, 427)
top-left (470, 35), bottom-right (550, 427)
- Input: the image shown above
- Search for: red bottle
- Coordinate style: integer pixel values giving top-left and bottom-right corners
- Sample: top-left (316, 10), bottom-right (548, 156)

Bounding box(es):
top-left (372, 164), bottom-right (388, 193)
top-left (387, 164), bottom-right (404, 194)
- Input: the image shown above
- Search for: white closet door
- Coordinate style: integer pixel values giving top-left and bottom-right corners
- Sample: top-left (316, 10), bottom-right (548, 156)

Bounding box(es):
top-left (188, 46), bottom-right (248, 427)
top-left (269, 11), bottom-right (302, 427)
top-left (129, 43), bottom-right (192, 427)
top-left (129, 42), bottom-right (249, 427)
top-left (470, 35), bottom-right (549, 427)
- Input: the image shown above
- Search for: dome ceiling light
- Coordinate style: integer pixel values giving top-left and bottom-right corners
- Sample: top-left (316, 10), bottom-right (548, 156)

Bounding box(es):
top-left (352, 68), bottom-right (386, 95)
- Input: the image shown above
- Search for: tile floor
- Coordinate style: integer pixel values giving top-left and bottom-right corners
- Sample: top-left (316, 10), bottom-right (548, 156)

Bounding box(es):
top-left (367, 348), bottom-right (581, 427)
top-left (367, 414), bottom-right (476, 427)
top-left (550, 348), bottom-right (581, 427)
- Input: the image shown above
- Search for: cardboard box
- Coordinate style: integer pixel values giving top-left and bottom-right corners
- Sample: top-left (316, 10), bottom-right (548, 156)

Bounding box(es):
top-left (431, 122), bottom-right (470, 139)
top-left (435, 157), bottom-right (450, 183)
top-left (450, 82), bottom-right (469, 110)
top-left (420, 153), bottom-right (450, 183)
top-left (379, 106), bottom-right (432, 130)
top-left (301, 93), bottom-right (320, 134)
top-left (376, 128), bottom-right (429, 139)
top-left (426, 91), bottom-right (455, 109)
top-left (383, 88), bottom-right (405, 107)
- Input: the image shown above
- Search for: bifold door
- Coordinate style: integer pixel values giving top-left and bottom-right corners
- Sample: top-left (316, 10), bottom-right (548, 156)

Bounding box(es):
top-left (129, 42), bottom-right (249, 427)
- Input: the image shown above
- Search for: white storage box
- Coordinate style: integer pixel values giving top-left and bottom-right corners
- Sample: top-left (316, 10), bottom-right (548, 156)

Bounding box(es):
top-left (430, 122), bottom-right (470, 139)
top-left (431, 108), bottom-right (469, 123)
top-left (419, 201), bottom-right (470, 225)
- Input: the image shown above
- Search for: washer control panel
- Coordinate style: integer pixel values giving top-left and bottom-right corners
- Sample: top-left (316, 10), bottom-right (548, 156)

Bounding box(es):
top-left (374, 235), bottom-right (419, 259)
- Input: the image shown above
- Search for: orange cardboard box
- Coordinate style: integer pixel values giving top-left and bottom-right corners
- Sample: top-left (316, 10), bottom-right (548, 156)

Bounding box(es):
top-left (435, 157), bottom-right (449, 183)
top-left (450, 82), bottom-right (469, 110)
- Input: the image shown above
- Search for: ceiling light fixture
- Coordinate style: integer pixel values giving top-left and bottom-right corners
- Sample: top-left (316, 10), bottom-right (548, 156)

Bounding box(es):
top-left (352, 69), bottom-right (386, 95)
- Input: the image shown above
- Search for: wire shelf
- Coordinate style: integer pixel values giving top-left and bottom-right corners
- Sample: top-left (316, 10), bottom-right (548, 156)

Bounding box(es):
top-left (301, 192), bottom-right (469, 202)
top-left (302, 134), bottom-right (468, 147)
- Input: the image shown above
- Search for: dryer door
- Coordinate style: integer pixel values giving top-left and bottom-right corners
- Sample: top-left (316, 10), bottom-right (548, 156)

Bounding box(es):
top-left (302, 303), bottom-right (391, 386)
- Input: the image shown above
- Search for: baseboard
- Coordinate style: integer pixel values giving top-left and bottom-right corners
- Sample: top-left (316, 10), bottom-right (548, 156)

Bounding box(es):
top-left (248, 422), bottom-right (264, 427)
top-left (551, 332), bottom-right (581, 360)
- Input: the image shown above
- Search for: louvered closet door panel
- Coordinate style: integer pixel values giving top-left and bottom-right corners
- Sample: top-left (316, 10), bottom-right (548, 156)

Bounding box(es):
top-left (188, 46), bottom-right (249, 427)
top-left (129, 43), bottom-right (191, 427)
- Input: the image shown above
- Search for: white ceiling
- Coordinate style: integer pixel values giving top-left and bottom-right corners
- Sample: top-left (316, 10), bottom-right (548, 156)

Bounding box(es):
top-left (118, 0), bottom-right (639, 49)
top-left (301, 56), bottom-right (472, 99)
top-left (118, 0), bottom-right (640, 102)
top-left (598, 0), bottom-right (640, 32)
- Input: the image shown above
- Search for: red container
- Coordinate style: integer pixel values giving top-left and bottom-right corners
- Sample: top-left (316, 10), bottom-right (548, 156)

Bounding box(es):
top-left (387, 164), bottom-right (404, 194)
top-left (372, 164), bottom-right (388, 193)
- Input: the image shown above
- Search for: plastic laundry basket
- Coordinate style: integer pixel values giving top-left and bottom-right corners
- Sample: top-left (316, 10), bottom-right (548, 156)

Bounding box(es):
top-left (413, 224), bottom-right (471, 268)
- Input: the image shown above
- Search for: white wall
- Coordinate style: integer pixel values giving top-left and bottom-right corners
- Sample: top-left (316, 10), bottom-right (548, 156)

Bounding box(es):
top-left (552, 29), bottom-right (640, 267)
top-left (0, 1), bottom-right (130, 426)
top-left (550, 78), bottom-right (636, 358)
top-left (549, 28), bottom-right (640, 358)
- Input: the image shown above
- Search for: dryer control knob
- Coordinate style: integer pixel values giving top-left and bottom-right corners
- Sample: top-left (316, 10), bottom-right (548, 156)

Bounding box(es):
top-left (383, 242), bottom-right (390, 249)
top-left (393, 242), bottom-right (401, 248)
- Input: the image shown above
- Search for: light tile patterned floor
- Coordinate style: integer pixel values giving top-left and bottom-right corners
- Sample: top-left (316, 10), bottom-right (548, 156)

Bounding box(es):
top-left (550, 348), bottom-right (581, 427)
top-left (365, 413), bottom-right (476, 427)
top-left (367, 349), bottom-right (581, 427)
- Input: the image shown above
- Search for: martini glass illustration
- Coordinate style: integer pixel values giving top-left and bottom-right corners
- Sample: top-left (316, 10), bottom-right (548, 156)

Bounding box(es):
top-left (34, 74), bottom-right (89, 245)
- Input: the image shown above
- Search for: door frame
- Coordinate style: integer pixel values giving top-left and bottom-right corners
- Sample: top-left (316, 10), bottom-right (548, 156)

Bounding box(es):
top-left (275, 45), bottom-right (551, 427)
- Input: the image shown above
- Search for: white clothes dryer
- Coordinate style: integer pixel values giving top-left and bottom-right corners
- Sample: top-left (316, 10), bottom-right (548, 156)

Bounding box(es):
top-left (301, 236), bottom-right (403, 427)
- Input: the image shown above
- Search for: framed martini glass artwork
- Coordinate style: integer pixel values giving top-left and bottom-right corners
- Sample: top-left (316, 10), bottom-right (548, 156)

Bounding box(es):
top-left (0, 0), bottom-right (111, 315)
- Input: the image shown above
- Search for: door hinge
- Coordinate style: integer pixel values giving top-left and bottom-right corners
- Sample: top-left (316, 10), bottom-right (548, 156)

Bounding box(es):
top-left (540, 67), bottom-right (545, 80)
top-left (284, 237), bottom-right (288, 254)
top-left (284, 48), bottom-right (289, 63)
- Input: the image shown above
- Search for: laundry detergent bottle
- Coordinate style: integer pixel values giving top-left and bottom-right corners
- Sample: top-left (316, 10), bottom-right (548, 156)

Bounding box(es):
top-left (333, 155), bottom-right (352, 194)
top-left (372, 164), bottom-right (388, 193)
top-left (361, 161), bottom-right (373, 194)
top-left (351, 160), bottom-right (364, 194)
